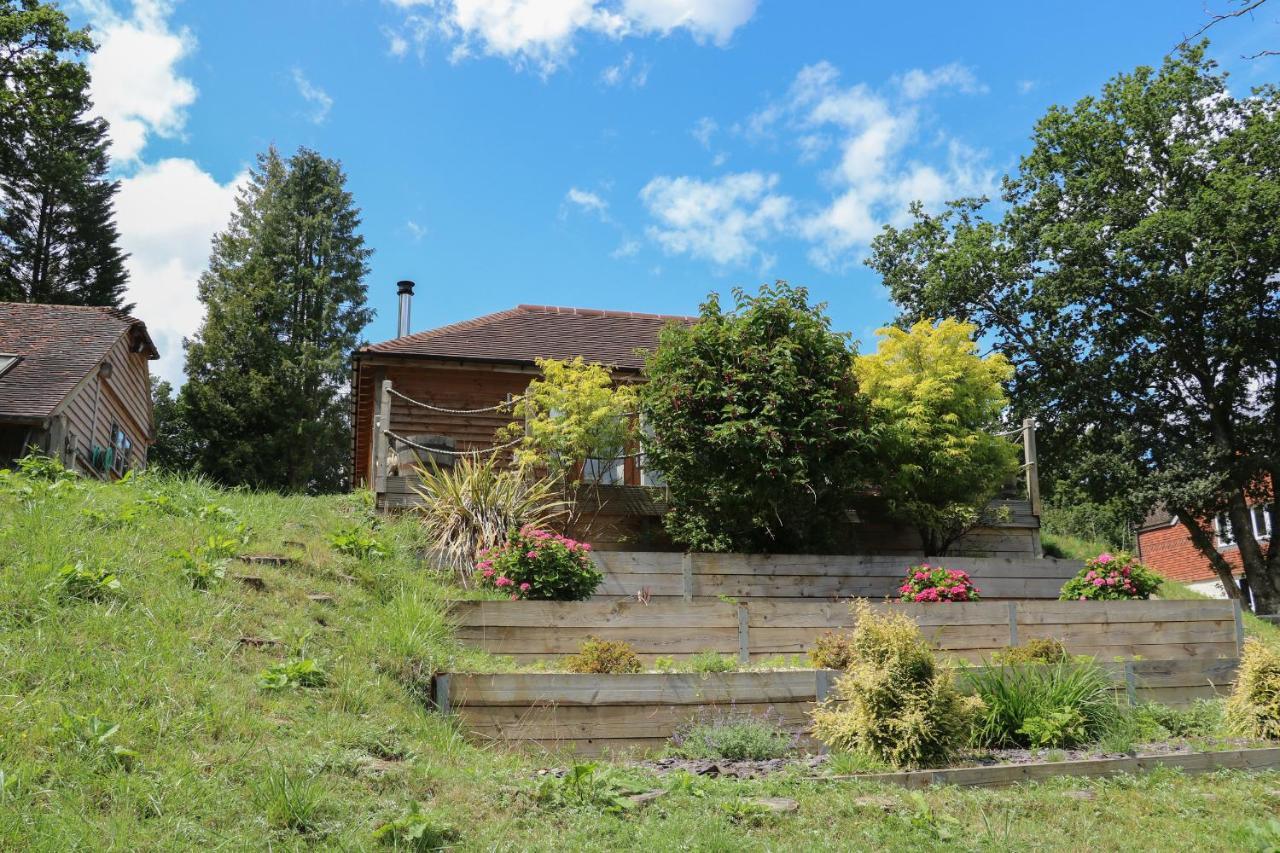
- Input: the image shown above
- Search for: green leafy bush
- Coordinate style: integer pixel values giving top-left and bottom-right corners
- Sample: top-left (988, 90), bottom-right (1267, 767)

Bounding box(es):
top-left (809, 631), bottom-right (856, 671)
top-left (810, 600), bottom-right (980, 769)
top-left (476, 527), bottom-right (601, 601)
top-left (1227, 639), bottom-right (1280, 739)
top-left (171, 548), bottom-right (227, 590)
top-left (670, 709), bottom-right (795, 760)
top-left (967, 659), bottom-right (1122, 748)
top-left (535, 762), bottom-right (635, 814)
top-left (52, 562), bottom-right (122, 602)
top-left (329, 525), bottom-right (389, 560)
top-left (564, 637), bottom-right (643, 674)
top-left (640, 282), bottom-right (872, 553)
top-left (687, 650), bottom-right (736, 673)
top-left (1132, 699), bottom-right (1224, 739)
top-left (992, 638), bottom-right (1068, 667)
top-left (1059, 552), bottom-right (1161, 601)
top-left (373, 802), bottom-right (457, 850)
top-left (898, 563), bottom-right (981, 602)
top-left (258, 658), bottom-right (330, 690)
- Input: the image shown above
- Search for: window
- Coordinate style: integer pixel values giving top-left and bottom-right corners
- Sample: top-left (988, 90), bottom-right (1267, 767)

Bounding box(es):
top-left (582, 455), bottom-right (624, 485)
top-left (110, 423), bottom-right (132, 476)
top-left (0, 354), bottom-right (19, 378)
top-left (1253, 504), bottom-right (1274, 540)
top-left (638, 414), bottom-right (665, 487)
top-left (1213, 513), bottom-right (1234, 548)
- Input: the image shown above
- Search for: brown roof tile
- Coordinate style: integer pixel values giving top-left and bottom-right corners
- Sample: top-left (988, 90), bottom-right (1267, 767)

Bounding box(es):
top-left (0, 303), bottom-right (158, 423)
top-left (360, 304), bottom-right (696, 370)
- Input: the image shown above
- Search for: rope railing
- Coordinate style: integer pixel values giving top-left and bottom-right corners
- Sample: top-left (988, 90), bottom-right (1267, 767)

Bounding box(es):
top-left (386, 386), bottom-right (526, 415)
top-left (385, 430), bottom-right (524, 457)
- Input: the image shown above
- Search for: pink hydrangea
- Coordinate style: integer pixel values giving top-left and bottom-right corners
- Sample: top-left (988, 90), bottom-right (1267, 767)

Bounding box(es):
top-left (519, 582), bottom-right (531, 592)
top-left (1096, 553), bottom-right (1114, 564)
top-left (495, 576), bottom-right (513, 587)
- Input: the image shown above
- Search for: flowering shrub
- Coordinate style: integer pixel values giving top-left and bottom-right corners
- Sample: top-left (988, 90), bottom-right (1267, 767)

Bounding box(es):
top-left (897, 564), bottom-right (981, 602)
top-left (474, 526), bottom-right (602, 601)
top-left (1058, 552), bottom-right (1161, 601)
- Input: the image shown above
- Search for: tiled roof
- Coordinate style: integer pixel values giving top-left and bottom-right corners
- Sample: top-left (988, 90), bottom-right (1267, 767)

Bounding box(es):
top-left (1140, 506), bottom-right (1176, 531)
top-left (359, 304), bottom-right (696, 370)
top-left (0, 303), bottom-right (158, 422)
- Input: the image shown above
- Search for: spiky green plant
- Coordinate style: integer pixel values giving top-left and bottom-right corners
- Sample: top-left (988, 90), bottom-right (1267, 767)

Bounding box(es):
top-left (411, 456), bottom-right (566, 585)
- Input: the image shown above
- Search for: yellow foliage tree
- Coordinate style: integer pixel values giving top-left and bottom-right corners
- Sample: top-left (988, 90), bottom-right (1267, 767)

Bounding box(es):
top-left (855, 318), bottom-right (1020, 555)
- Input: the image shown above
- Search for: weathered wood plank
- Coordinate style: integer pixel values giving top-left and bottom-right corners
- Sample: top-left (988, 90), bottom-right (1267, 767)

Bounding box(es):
top-left (450, 599), bottom-right (737, 628)
top-left (449, 671), bottom-right (819, 706)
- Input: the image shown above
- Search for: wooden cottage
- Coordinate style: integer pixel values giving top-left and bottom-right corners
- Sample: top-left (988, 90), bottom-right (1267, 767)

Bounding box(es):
top-left (0, 302), bottom-right (158, 477)
top-left (351, 283), bottom-right (1043, 554)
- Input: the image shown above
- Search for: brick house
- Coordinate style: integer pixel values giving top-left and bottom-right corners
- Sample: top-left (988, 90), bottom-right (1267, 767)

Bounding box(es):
top-left (0, 302), bottom-right (158, 477)
top-left (1137, 501), bottom-right (1275, 599)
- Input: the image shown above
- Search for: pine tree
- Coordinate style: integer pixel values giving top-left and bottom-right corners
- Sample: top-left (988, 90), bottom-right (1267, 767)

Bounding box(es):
top-left (181, 147), bottom-right (373, 492)
top-left (0, 1), bottom-right (130, 308)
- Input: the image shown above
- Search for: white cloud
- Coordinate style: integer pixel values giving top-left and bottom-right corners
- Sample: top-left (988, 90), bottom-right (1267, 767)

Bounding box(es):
top-left (385, 0), bottom-right (756, 73)
top-left (600, 51), bottom-right (648, 86)
top-left (565, 186), bottom-right (611, 218)
top-left (406, 220), bottom-right (428, 241)
top-left (79, 0), bottom-right (197, 163)
top-left (691, 116), bottom-right (717, 148)
top-left (292, 68), bottom-right (333, 124)
top-left (640, 171), bottom-right (791, 267)
top-left (116, 159), bottom-right (245, 383)
top-left (1017, 79), bottom-right (1038, 95)
top-left (611, 237), bottom-right (641, 258)
top-left (897, 62), bottom-right (987, 100)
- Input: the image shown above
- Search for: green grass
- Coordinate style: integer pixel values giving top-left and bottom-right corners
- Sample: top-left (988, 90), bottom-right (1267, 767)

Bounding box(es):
top-left (1, 466), bottom-right (1279, 850)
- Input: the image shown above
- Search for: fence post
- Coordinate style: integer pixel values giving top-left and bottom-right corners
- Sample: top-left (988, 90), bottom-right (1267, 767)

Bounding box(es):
top-left (737, 603), bottom-right (750, 664)
top-left (682, 553), bottom-right (694, 602)
top-left (1123, 662), bottom-right (1137, 706)
top-left (374, 379), bottom-right (392, 494)
top-left (432, 673), bottom-right (451, 715)
top-left (1023, 416), bottom-right (1043, 558)
top-left (1234, 599), bottom-right (1246, 657)
top-left (815, 669), bottom-right (834, 703)
top-left (1007, 602), bottom-right (1019, 648)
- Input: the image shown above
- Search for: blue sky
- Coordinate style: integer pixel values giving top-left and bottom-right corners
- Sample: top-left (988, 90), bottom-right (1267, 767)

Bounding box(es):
top-left (68, 1), bottom-right (1280, 381)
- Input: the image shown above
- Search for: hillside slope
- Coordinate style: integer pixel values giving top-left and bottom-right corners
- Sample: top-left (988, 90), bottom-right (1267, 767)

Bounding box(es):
top-left (1, 462), bottom-right (1278, 850)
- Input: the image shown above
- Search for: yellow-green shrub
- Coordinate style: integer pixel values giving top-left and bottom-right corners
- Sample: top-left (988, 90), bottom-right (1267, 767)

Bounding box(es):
top-left (564, 637), bottom-right (643, 674)
top-left (992, 638), bottom-right (1068, 667)
top-left (1227, 639), bottom-right (1280, 739)
top-left (810, 600), bottom-right (980, 769)
top-left (809, 631), bottom-right (856, 670)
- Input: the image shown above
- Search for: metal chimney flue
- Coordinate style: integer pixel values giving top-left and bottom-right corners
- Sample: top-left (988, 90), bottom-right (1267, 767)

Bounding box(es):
top-left (396, 280), bottom-right (415, 338)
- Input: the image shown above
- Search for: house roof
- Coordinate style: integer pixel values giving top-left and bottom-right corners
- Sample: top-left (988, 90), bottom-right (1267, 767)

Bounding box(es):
top-left (1139, 507), bottom-right (1176, 532)
top-left (0, 302), bottom-right (158, 423)
top-left (359, 304), bottom-right (696, 371)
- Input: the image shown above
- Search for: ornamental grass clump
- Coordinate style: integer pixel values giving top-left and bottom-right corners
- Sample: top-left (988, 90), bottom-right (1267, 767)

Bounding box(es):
top-left (1059, 552), bottom-right (1161, 601)
top-left (898, 563), bottom-right (980, 602)
top-left (968, 659), bottom-right (1122, 748)
top-left (474, 526), bottom-right (602, 601)
top-left (1227, 639), bottom-right (1280, 739)
top-left (810, 600), bottom-right (980, 769)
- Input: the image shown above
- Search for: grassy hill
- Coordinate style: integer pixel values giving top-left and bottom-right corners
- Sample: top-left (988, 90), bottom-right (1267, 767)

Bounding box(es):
top-left (2, 463), bottom-right (1279, 850)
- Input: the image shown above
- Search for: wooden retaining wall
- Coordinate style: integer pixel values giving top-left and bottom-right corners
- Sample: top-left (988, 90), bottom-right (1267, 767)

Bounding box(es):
top-left (450, 599), bottom-right (1243, 665)
top-left (591, 552), bottom-right (1082, 601)
top-left (436, 657), bottom-right (1241, 755)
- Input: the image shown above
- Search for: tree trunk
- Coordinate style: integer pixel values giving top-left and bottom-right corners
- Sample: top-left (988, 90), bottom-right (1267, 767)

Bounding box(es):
top-left (1172, 507), bottom-right (1242, 601)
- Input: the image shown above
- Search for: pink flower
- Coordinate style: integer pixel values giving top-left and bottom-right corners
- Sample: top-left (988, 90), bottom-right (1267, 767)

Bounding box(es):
top-left (481, 568), bottom-right (495, 578)
top-left (495, 576), bottom-right (513, 587)
top-left (519, 582), bottom-right (531, 591)
top-left (510, 594), bottom-right (519, 600)
top-left (526, 551), bottom-right (539, 559)
top-left (914, 572), bottom-right (928, 581)
top-left (1092, 577), bottom-right (1105, 586)
top-left (1079, 595), bottom-right (1088, 600)
top-left (476, 560), bottom-right (492, 570)
top-left (1096, 553), bottom-right (1114, 564)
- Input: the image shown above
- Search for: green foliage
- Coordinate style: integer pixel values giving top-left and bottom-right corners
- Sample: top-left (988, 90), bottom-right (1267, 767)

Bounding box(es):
top-left (181, 146), bottom-right (373, 493)
top-left (825, 750), bottom-right (890, 775)
top-left (329, 524), bottom-right (389, 560)
top-left (253, 768), bottom-right (329, 833)
top-left (1228, 639), bottom-right (1280, 739)
top-left (55, 711), bottom-right (137, 771)
top-left (412, 456), bottom-right (566, 585)
top-left (867, 46), bottom-right (1280, 606)
top-left (0, 0), bottom-right (129, 308)
top-left (373, 802), bottom-right (458, 850)
top-left (500, 356), bottom-right (639, 486)
top-left (670, 710), bottom-right (795, 760)
top-left (1127, 700), bottom-right (1225, 741)
top-left (52, 561), bottom-right (121, 602)
top-left (563, 637), bottom-right (643, 674)
top-left (476, 527), bottom-right (601, 601)
top-left (967, 660), bottom-right (1122, 748)
top-left (536, 762), bottom-right (635, 815)
top-left (854, 319), bottom-right (1018, 555)
top-left (1060, 552), bottom-right (1162, 601)
top-left (809, 631), bottom-right (856, 671)
top-left (171, 548), bottom-right (226, 590)
top-left (148, 377), bottom-right (200, 473)
top-left (686, 650), bottom-right (737, 674)
top-left (257, 658), bottom-right (330, 690)
top-left (810, 600), bottom-right (980, 768)
top-left (641, 282), bottom-right (872, 552)
top-left (992, 638), bottom-right (1068, 667)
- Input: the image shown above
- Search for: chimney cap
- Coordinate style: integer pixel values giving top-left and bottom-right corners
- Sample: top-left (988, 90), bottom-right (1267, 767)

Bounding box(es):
top-left (397, 280), bottom-right (415, 295)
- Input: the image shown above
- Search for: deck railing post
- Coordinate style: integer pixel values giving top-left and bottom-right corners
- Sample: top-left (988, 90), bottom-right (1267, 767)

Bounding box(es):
top-left (374, 379), bottom-right (392, 494)
top-left (1023, 416), bottom-right (1043, 559)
